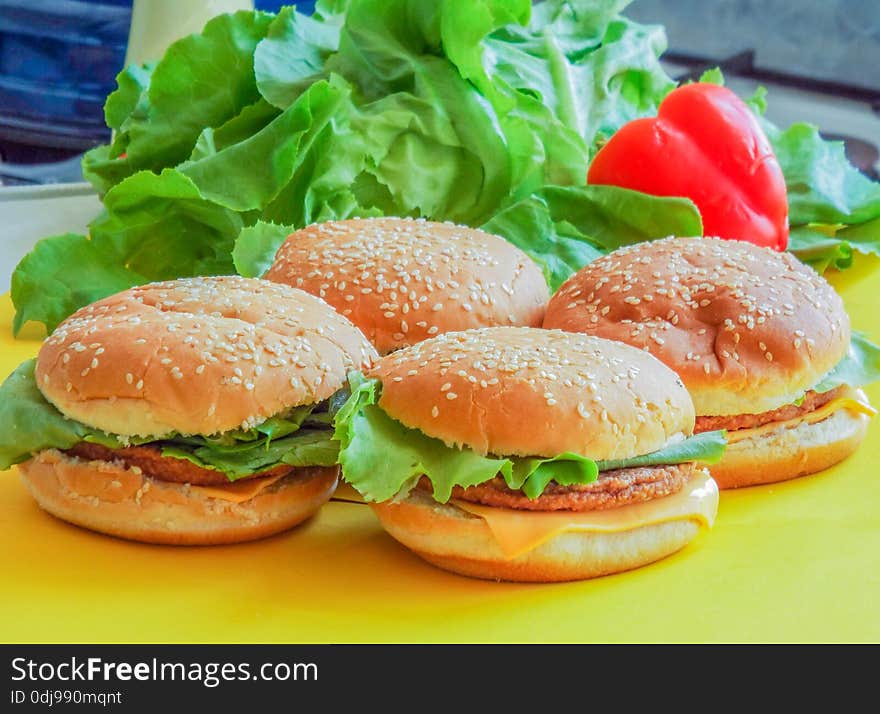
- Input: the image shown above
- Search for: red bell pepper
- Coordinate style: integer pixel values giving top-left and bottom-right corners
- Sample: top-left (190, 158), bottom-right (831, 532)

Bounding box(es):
top-left (587, 82), bottom-right (789, 251)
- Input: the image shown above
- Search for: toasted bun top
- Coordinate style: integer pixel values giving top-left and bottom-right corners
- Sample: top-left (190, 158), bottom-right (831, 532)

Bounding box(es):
top-left (263, 217), bottom-right (550, 354)
top-left (543, 237), bottom-right (850, 416)
top-left (370, 327), bottom-right (694, 460)
top-left (37, 276), bottom-right (377, 437)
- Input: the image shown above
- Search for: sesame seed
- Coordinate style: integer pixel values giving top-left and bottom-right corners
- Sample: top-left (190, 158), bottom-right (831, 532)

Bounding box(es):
top-left (125, 373), bottom-right (133, 384)
top-left (431, 406), bottom-right (439, 418)
top-left (446, 392), bottom-right (457, 400)
top-left (440, 382), bottom-right (452, 392)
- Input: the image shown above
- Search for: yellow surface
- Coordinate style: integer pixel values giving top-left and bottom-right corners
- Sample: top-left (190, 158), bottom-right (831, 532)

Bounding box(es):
top-left (1, 257), bottom-right (879, 643)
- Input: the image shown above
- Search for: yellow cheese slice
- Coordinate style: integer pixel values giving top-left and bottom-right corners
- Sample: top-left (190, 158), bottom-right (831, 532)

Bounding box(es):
top-left (453, 470), bottom-right (719, 559)
top-left (189, 471), bottom-right (289, 504)
top-left (726, 394), bottom-right (877, 445)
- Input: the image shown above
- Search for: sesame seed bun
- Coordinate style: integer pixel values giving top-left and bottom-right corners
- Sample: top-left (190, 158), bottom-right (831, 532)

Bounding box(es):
top-left (709, 397), bottom-right (870, 488)
top-left (370, 487), bottom-right (706, 583)
top-left (263, 217), bottom-right (550, 354)
top-left (18, 450), bottom-right (337, 545)
top-left (370, 327), bottom-right (695, 460)
top-left (36, 276), bottom-right (377, 438)
top-left (543, 237), bottom-right (850, 417)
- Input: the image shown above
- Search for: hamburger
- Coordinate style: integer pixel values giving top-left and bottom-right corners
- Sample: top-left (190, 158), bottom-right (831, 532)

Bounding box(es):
top-left (334, 327), bottom-right (723, 582)
top-left (0, 276), bottom-right (377, 544)
top-left (263, 217), bottom-right (549, 354)
top-left (543, 237), bottom-right (879, 488)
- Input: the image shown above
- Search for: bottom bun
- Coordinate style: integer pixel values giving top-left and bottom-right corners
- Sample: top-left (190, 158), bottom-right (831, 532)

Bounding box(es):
top-left (370, 489), bottom-right (704, 583)
top-left (19, 449), bottom-right (338, 545)
top-left (710, 401), bottom-right (871, 489)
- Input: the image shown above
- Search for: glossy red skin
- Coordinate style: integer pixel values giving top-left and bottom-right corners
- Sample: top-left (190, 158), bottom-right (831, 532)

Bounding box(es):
top-left (587, 83), bottom-right (789, 250)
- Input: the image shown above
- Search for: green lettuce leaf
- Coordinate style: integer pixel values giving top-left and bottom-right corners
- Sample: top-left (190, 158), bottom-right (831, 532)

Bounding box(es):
top-left (10, 234), bottom-right (148, 336)
top-left (770, 123), bottom-right (880, 268)
top-left (189, 99), bottom-right (282, 162)
top-left (179, 78), bottom-right (349, 212)
top-left (0, 360), bottom-right (95, 469)
top-left (254, 3), bottom-right (346, 109)
top-left (594, 430), bottom-right (727, 471)
top-left (232, 221), bottom-right (294, 277)
top-left (92, 10), bottom-right (275, 189)
top-left (482, 185), bottom-right (702, 289)
top-left (787, 226), bottom-right (854, 273)
top-left (765, 122), bottom-right (880, 228)
top-left (813, 333), bottom-right (880, 394)
top-left (0, 359), bottom-right (336, 478)
top-left (81, 62), bottom-right (156, 194)
top-left (159, 430), bottom-right (337, 479)
top-left (334, 373), bottom-right (726, 503)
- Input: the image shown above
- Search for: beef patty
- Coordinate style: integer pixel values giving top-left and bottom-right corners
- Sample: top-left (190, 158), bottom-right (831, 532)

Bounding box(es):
top-left (64, 442), bottom-right (293, 486)
top-left (694, 386), bottom-right (843, 433)
top-left (418, 462), bottom-right (696, 512)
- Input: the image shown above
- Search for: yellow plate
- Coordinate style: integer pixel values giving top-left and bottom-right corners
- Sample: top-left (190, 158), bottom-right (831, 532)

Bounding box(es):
top-left (1, 256), bottom-right (879, 643)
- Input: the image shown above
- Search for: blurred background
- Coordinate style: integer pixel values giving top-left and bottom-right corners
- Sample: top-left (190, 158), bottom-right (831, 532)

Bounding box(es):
top-left (0, 0), bottom-right (877, 186)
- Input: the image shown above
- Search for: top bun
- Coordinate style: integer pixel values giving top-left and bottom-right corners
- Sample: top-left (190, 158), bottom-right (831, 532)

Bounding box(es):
top-left (37, 276), bottom-right (377, 438)
top-left (263, 217), bottom-right (549, 354)
top-left (543, 237), bottom-right (850, 416)
top-left (370, 327), bottom-right (694, 460)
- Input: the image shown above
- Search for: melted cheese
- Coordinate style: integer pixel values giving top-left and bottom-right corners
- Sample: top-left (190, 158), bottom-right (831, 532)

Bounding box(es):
top-left (726, 394), bottom-right (877, 445)
top-left (453, 470), bottom-right (719, 559)
top-left (189, 471), bottom-right (289, 503)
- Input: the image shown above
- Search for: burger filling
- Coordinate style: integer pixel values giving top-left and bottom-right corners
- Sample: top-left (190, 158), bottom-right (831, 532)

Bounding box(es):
top-left (693, 332), bottom-right (880, 441)
top-left (0, 359), bottom-right (340, 482)
top-left (335, 373), bottom-right (726, 507)
top-left (64, 441), bottom-right (297, 486)
top-left (425, 463), bottom-right (695, 512)
top-left (694, 387), bottom-right (847, 434)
